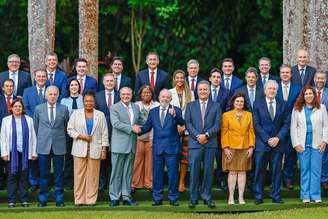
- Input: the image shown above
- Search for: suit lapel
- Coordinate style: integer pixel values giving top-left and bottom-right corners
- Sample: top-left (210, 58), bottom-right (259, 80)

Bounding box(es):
top-left (273, 99), bottom-right (281, 122)
top-left (145, 70), bottom-right (150, 86)
top-left (101, 91), bottom-right (110, 115)
top-left (155, 70), bottom-right (161, 91)
top-left (90, 111), bottom-right (99, 136)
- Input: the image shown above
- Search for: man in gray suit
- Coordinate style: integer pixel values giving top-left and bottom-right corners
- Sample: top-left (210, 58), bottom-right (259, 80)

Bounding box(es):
top-left (34, 86), bottom-right (69, 207)
top-left (109, 87), bottom-right (140, 206)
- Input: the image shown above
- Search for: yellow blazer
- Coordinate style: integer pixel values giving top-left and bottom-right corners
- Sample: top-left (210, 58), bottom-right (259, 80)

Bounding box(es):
top-left (221, 110), bottom-right (255, 149)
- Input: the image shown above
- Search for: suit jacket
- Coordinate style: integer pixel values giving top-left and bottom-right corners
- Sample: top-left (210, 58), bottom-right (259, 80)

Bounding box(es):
top-left (0, 115), bottom-right (37, 159)
top-left (141, 105), bottom-right (184, 155)
top-left (186, 75), bottom-right (204, 99)
top-left (169, 87), bottom-right (194, 116)
top-left (69, 75), bottom-right (98, 93)
top-left (46, 69), bottom-right (67, 99)
top-left (135, 68), bottom-right (169, 100)
top-left (34, 103), bottom-right (69, 155)
top-left (0, 94), bottom-right (17, 128)
top-left (95, 90), bottom-right (120, 142)
top-left (67, 109), bottom-right (109, 159)
top-left (60, 95), bottom-right (83, 116)
top-left (185, 99), bottom-right (222, 149)
top-left (277, 82), bottom-right (301, 112)
top-left (210, 86), bottom-right (230, 112)
top-left (220, 75), bottom-right (244, 96)
top-left (0, 70), bottom-right (32, 97)
top-left (110, 101), bottom-right (140, 154)
top-left (319, 87), bottom-right (328, 112)
top-left (291, 65), bottom-right (316, 87)
top-left (99, 74), bottom-right (133, 91)
top-left (253, 98), bottom-right (290, 152)
top-left (221, 110), bottom-right (255, 149)
top-left (256, 73), bottom-right (278, 89)
top-left (23, 86), bottom-right (47, 117)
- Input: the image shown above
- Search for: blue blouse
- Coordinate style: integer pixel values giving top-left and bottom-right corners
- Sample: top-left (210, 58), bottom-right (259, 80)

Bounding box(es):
top-left (86, 118), bottom-right (93, 136)
top-left (304, 106), bottom-right (313, 147)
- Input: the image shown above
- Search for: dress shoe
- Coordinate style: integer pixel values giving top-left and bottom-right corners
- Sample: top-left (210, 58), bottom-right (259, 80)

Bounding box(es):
top-left (314, 200), bottom-right (322, 203)
top-left (110, 200), bottom-right (120, 206)
top-left (285, 183), bottom-right (294, 190)
top-left (56, 202), bottom-right (65, 207)
top-left (255, 199), bottom-right (263, 205)
top-left (204, 200), bottom-right (215, 208)
top-left (169, 201), bottom-right (179, 206)
top-left (8, 203), bottom-right (15, 208)
top-left (38, 202), bottom-right (47, 207)
top-left (123, 199), bottom-right (138, 206)
top-left (30, 185), bottom-right (39, 192)
top-left (21, 202), bottom-right (29, 207)
top-left (272, 199), bottom-right (284, 204)
top-left (189, 201), bottom-right (197, 209)
top-left (152, 201), bottom-right (163, 206)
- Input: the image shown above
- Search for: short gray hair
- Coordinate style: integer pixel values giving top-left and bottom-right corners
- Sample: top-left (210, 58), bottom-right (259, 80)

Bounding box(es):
top-left (7, 54), bottom-right (20, 63)
top-left (264, 79), bottom-right (278, 90)
top-left (159, 89), bottom-right (172, 98)
top-left (259, 57), bottom-right (271, 65)
top-left (119, 87), bottom-right (133, 95)
top-left (45, 85), bottom-right (59, 96)
top-left (187, 59), bottom-right (199, 68)
top-left (197, 80), bottom-right (210, 88)
top-left (245, 67), bottom-right (258, 78)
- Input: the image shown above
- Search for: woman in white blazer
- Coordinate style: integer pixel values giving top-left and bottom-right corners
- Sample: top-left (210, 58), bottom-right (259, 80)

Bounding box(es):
top-left (0, 98), bottom-right (37, 207)
top-left (291, 86), bottom-right (328, 203)
top-left (169, 69), bottom-right (194, 193)
top-left (67, 91), bottom-right (109, 206)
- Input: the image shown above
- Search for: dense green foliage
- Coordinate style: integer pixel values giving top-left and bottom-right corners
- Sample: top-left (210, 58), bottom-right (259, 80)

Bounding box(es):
top-left (0, 0), bottom-right (282, 79)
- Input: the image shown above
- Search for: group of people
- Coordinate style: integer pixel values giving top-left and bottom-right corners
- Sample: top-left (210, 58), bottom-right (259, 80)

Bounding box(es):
top-left (0, 49), bottom-right (327, 208)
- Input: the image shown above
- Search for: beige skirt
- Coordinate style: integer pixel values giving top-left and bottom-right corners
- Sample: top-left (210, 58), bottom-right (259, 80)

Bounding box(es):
top-left (222, 148), bottom-right (252, 171)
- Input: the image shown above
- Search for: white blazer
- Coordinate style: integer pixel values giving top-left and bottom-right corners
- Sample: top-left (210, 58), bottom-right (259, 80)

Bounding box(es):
top-left (67, 109), bottom-right (109, 159)
top-left (169, 87), bottom-right (194, 117)
top-left (290, 104), bottom-right (328, 149)
top-left (0, 115), bottom-right (37, 160)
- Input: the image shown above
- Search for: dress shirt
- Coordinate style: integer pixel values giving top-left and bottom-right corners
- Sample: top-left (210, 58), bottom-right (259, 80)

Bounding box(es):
top-left (298, 65), bottom-right (307, 75)
top-left (77, 75), bottom-right (86, 88)
top-left (115, 73), bottom-right (122, 89)
top-left (281, 81), bottom-right (291, 99)
top-left (211, 85), bottom-right (220, 101)
top-left (47, 70), bottom-right (56, 82)
top-left (223, 75), bottom-right (232, 90)
top-left (316, 88), bottom-right (323, 101)
top-left (9, 71), bottom-right (18, 94)
top-left (188, 76), bottom-right (198, 90)
top-left (159, 105), bottom-right (169, 119)
top-left (266, 97), bottom-right (276, 118)
top-left (47, 103), bottom-right (56, 122)
top-left (36, 85), bottom-right (46, 97)
top-left (122, 102), bottom-right (134, 125)
top-left (105, 89), bottom-right (115, 107)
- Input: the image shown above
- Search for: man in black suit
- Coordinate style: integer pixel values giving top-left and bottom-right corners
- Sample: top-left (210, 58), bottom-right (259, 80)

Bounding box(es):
top-left (135, 52), bottom-right (169, 100)
top-left (257, 57), bottom-right (277, 89)
top-left (291, 49), bottom-right (316, 87)
top-left (186, 59), bottom-right (204, 99)
top-left (0, 54), bottom-right (32, 97)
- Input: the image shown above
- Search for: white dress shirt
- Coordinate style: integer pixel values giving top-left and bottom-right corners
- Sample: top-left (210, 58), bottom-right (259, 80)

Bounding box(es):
top-left (159, 105), bottom-right (168, 119)
top-left (211, 85), bottom-right (220, 101)
top-left (115, 73), bottom-right (122, 89)
top-left (9, 71), bottom-right (18, 94)
top-left (77, 75), bottom-right (86, 88)
top-left (47, 70), bottom-right (56, 81)
top-left (188, 76), bottom-right (198, 90)
top-left (122, 102), bottom-right (134, 125)
top-left (223, 75), bottom-right (232, 90)
top-left (36, 85), bottom-right (46, 97)
top-left (105, 89), bottom-right (115, 107)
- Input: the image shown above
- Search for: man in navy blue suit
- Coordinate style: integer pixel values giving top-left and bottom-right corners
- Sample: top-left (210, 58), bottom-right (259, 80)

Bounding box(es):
top-left (185, 81), bottom-right (221, 209)
top-left (253, 80), bottom-right (290, 204)
top-left (138, 89), bottom-right (184, 206)
top-left (220, 58), bottom-right (243, 96)
top-left (186, 59), bottom-right (204, 99)
top-left (291, 49), bottom-right (316, 87)
top-left (70, 58), bottom-right (98, 94)
top-left (23, 69), bottom-right (48, 191)
top-left (45, 52), bottom-right (67, 100)
top-left (208, 68), bottom-right (229, 190)
top-left (135, 52), bottom-right (169, 100)
top-left (277, 65), bottom-right (301, 190)
top-left (0, 54), bottom-right (32, 97)
top-left (95, 73), bottom-right (120, 192)
top-left (257, 57), bottom-right (278, 89)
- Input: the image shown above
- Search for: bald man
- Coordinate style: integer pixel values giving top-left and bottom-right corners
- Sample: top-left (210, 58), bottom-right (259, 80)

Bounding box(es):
top-left (291, 49), bottom-right (316, 87)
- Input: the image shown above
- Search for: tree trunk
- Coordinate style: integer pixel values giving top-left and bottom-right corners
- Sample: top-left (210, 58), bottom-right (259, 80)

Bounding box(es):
top-left (79, 0), bottom-right (99, 80)
top-left (28, 0), bottom-right (56, 80)
top-left (283, 0), bottom-right (328, 70)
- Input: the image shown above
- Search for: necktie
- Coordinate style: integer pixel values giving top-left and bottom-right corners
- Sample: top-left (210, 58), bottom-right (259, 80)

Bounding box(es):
top-left (201, 101), bottom-right (206, 127)
top-left (160, 108), bottom-right (166, 127)
top-left (71, 96), bottom-right (78, 109)
top-left (262, 76), bottom-right (267, 86)
top-left (191, 79), bottom-right (195, 91)
top-left (249, 88), bottom-right (255, 108)
top-left (126, 106), bottom-right (131, 124)
top-left (213, 88), bottom-right (218, 102)
top-left (79, 78), bottom-right (84, 94)
top-left (107, 92), bottom-right (112, 109)
top-left (11, 72), bottom-right (17, 95)
top-left (225, 78), bottom-right (230, 90)
top-left (49, 73), bottom-right (54, 85)
top-left (300, 69), bottom-right (305, 84)
top-left (283, 85), bottom-right (288, 101)
top-left (114, 77), bottom-right (118, 91)
top-left (39, 88), bottom-right (44, 102)
top-left (317, 90), bottom-right (321, 103)
top-left (6, 95), bottom-right (11, 112)
top-left (50, 106), bottom-right (54, 124)
top-left (269, 101), bottom-right (274, 121)
top-left (150, 71), bottom-right (155, 91)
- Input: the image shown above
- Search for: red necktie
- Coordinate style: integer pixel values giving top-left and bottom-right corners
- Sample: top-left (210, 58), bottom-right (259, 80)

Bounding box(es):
top-left (317, 90), bottom-right (321, 103)
top-left (150, 71), bottom-right (155, 91)
top-left (191, 79), bottom-right (195, 91)
top-left (6, 95), bottom-right (11, 112)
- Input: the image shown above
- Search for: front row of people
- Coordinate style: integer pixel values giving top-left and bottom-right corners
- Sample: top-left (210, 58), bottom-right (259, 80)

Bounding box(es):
top-left (0, 80), bottom-right (327, 208)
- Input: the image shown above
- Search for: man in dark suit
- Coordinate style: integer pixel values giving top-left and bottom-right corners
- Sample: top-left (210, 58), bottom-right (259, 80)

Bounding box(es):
top-left (0, 79), bottom-right (16, 189)
top-left (277, 65), bottom-right (301, 190)
top-left (69, 58), bottom-right (98, 94)
top-left (253, 80), bottom-right (290, 204)
top-left (291, 49), bottom-right (316, 87)
top-left (0, 54), bottom-right (32, 97)
top-left (138, 89), bottom-right (184, 206)
top-left (257, 57), bottom-right (278, 89)
top-left (95, 73), bottom-right (120, 192)
top-left (45, 52), bottom-right (67, 100)
top-left (208, 68), bottom-right (229, 190)
top-left (186, 59), bottom-right (204, 99)
top-left (220, 58), bottom-right (243, 96)
top-left (185, 81), bottom-right (221, 209)
top-left (135, 52), bottom-right (169, 100)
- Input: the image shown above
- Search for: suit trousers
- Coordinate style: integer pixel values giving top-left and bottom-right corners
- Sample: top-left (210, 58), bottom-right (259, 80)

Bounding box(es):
top-left (321, 146), bottom-right (328, 183)
top-left (283, 142), bottom-right (298, 185)
top-left (64, 136), bottom-right (74, 188)
top-left (109, 152), bottom-right (134, 201)
top-left (132, 139), bottom-right (153, 189)
top-left (38, 152), bottom-right (64, 204)
top-left (28, 160), bottom-right (39, 187)
top-left (73, 156), bottom-right (101, 205)
top-left (0, 159), bottom-right (6, 188)
top-left (253, 151), bottom-right (283, 201)
top-left (99, 152), bottom-right (111, 191)
top-left (189, 147), bottom-right (216, 202)
top-left (152, 152), bottom-right (178, 202)
top-left (6, 152), bottom-right (29, 204)
top-left (298, 147), bottom-right (322, 201)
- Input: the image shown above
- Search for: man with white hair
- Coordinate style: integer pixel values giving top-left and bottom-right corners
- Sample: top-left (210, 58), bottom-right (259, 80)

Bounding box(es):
top-left (252, 80), bottom-right (290, 205)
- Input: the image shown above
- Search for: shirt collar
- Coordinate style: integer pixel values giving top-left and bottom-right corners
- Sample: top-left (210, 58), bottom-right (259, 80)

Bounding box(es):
top-left (77, 75), bottom-right (86, 80)
top-left (9, 70), bottom-right (18, 75)
top-left (298, 65), bottom-right (307, 71)
top-left (148, 68), bottom-right (157, 74)
top-left (266, 97), bottom-right (276, 104)
top-left (47, 103), bottom-right (56, 108)
top-left (199, 99), bottom-right (208, 105)
top-left (223, 75), bottom-right (232, 80)
top-left (247, 85), bottom-right (256, 90)
top-left (261, 73), bottom-right (269, 78)
top-left (281, 81), bottom-right (290, 88)
top-left (121, 101), bottom-right (131, 108)
top-left (211, 85), bottom-right (220, 90)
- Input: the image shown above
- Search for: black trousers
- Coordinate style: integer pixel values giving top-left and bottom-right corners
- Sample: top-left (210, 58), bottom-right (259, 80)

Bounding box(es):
top-left (64, 136), bottom-right (74, 188)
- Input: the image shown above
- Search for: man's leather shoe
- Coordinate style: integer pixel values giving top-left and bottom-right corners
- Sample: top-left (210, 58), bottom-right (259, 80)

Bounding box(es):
top-left (110, 200), bottom-right (120, 206)
top-left (8, 203), bottom-right (15, 208)
top-left (21, 202), bottom-right (29, 207)
top-left (152, 201), bottom-right (163, 206)
top-left (38, 202), bottom-right (47, 207)
top-left (255, 199), bottom-right (263, 205)
top-left (189, 201), bottom-right (197, 209)
top-left (56, 202), bottom-right (65, 207)
top-left (272, 199), bottom-right (284, 204)
top-left (123, 199), bottom-right (138, 206)
top-left (169, 201), bottom-right (179, 206)
top-left (203, 200), bottom-right (215, 208)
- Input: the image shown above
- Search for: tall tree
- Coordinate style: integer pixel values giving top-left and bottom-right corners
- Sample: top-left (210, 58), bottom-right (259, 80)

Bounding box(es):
top-left (28, 0), bottom-right (56, 79)
top-left (79, 0), bottom-right (99, 79)
top-left (283, 0), bottom-right (328, 70)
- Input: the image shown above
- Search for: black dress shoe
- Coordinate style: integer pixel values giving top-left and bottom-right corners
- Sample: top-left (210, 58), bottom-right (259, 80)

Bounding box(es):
top-left (203, 200), bottom-right (215, 208)
top-left (56, 202), bottom-right (65, 207)
top-left (189, 201), bottom-right (197, 209)
top-left (38, 202), bottom-right (47, 207)
top-left (110, 200), bottom-right (120, 206)
top-left (30, 185), bottom-right (39, 192)
top-left (123, 199), bottom-right (138, 206)
top-left (8, 203), bottom-right (15, 208)
top-left (272, 199), bottom-right (284, 204)
top-left (169, 201), bottom-right (179, 206)
top-left (152, 201), bottom-right (163, 206)
top-left (21, 202), bottom-right (29, 207)
top-left (255, 199), bottom-right (263, 205)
